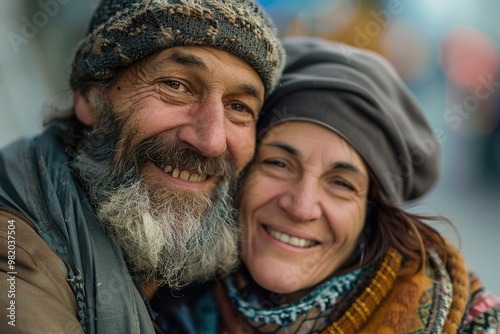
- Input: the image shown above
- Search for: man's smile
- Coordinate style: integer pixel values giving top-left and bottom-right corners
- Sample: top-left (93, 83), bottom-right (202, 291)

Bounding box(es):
top-left (158, 163), bottom-right (209, 182)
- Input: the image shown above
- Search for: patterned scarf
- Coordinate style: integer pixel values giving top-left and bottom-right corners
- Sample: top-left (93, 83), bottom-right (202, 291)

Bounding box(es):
top-left (224, 268), bottom-right (367, 333)
top-left (216, 245), bottom-right (500, 333)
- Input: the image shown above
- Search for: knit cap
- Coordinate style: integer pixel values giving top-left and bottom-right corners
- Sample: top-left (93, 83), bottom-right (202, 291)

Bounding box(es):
top-left (70, 0), bottom-right (285, 95)
top-left (258, 37), bottom-right (441, 203)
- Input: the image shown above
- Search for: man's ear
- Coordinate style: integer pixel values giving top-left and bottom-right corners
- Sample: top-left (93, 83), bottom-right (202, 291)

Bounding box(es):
top-left (74, 89), bottom-right (96, 126)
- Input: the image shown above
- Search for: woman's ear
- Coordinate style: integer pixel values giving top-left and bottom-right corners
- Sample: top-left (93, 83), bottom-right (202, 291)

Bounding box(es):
top-left (73, 89), bottom-right (95, 127)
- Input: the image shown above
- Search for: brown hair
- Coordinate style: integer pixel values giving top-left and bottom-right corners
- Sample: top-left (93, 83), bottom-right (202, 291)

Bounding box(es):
top-left (361, 169), bottom-right (456, 275)
top-left (43, 80), bottom-right (115, 150)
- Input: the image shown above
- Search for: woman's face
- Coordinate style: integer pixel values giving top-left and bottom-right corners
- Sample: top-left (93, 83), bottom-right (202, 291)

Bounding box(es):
top-left (239, 121), bottom-right (369, 294)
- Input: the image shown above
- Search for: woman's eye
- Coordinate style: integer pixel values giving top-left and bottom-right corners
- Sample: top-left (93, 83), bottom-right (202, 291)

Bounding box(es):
top-left (333, 179), bottom-right (355, 191)
top-left (263, 160), bottom-right (287, 168)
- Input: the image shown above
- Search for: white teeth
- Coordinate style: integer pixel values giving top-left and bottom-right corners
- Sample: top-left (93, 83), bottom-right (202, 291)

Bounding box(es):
top-left (267, 227), bottom-right (315, 248)
top-left (162, 164), bottom-right (207, 183)
top-left (289, 237), bottom-right (300, 246)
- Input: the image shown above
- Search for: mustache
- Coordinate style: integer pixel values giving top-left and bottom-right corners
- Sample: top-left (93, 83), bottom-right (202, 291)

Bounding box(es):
top-left (135, 136), bottom-right (232, 177)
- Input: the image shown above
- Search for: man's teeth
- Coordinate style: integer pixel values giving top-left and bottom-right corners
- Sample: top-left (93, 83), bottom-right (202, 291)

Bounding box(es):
top-left (163, 164), bottom-right (207, 182)
top-left (266, 227), bottom-right (316, 248)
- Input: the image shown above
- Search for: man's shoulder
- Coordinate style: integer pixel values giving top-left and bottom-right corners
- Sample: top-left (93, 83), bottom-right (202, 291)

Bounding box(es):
top-left (0, 135), bottom-right (35, 162)
top-left (0, 207), bottom-right (35, 229)
top-left (0, 207), bottom-right (68, 275)
top-left (0, 207), bottom-right (82, 333)
top-left (0, 207), bottom-right (37, 243)
top-left (0, 135), bottom-right (39, 212)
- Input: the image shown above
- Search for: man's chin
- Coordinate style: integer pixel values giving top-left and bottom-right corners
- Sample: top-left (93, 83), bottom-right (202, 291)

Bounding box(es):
top-left (96, 176), bottom-right (239, 288)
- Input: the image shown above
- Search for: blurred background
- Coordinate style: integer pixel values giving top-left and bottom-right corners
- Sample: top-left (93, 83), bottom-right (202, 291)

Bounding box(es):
top-left (0, 0), bottom-right (498, 294)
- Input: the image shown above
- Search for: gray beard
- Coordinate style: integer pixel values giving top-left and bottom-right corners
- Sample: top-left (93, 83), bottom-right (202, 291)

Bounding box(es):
top-left (95, 173), bottom-right (239, 288)
top-left (70, 93), bottom-right (240, 288)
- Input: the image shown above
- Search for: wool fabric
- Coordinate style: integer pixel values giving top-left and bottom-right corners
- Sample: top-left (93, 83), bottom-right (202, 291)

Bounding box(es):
top-left (258, 37), bottom-right (441, 203)
top-left (70, 0), bottom-right (285, 95)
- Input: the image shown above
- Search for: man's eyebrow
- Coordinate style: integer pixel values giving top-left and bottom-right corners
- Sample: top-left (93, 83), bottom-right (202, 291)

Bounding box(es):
top-left (166, 51), bottom-right (208, 71)
top-left (160, 52), bottom-right (262, 101)
top-left (236, 83), bottom-right (262, 101)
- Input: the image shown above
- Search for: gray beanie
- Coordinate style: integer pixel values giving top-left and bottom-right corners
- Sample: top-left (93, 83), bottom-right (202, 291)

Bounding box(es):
top-left (258, 37), bottom-right (441, 203)
top-left (70, 0), bottom-right (285, 95)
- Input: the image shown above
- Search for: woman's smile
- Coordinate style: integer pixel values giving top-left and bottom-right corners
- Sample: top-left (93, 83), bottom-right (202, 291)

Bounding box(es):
top-left (262, 224), bottom-right (320, 249)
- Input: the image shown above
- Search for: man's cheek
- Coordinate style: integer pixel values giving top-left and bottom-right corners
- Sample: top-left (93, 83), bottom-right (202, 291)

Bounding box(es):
top-left (234, 143), bottom-right (256, 172)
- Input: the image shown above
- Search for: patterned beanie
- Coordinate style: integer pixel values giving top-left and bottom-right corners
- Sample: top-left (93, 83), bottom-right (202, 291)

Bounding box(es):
top-left (258, 37), bottom-right (441, 203)
top-left (70, 0), bottom-right (285, 95)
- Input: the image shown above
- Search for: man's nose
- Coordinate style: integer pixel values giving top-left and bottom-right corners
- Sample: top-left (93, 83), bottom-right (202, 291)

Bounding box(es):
top-left (278, 177), bottom-right (322, 222)
top-left (177, 98), bottom-right (227, 157)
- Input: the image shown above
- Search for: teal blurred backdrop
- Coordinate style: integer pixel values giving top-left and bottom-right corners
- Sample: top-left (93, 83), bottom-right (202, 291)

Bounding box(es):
top-left (0, 0), bottom-right (499, 294)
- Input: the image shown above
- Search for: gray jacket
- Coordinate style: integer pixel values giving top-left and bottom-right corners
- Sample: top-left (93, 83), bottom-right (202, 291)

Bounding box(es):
top-left (0, 125), bottom-right (155, 333)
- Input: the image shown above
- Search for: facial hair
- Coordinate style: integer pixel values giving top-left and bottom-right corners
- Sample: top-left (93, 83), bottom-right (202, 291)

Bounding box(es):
top-left (70, 91), bottom-right (240, 288)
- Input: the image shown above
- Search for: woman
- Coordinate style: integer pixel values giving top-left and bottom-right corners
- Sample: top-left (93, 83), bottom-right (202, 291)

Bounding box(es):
top-left (206, 37), bottom-right (500, 334)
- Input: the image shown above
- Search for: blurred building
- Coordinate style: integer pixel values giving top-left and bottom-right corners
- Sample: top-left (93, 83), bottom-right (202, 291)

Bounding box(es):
top-left (0, 0), bottom-right (100, 144)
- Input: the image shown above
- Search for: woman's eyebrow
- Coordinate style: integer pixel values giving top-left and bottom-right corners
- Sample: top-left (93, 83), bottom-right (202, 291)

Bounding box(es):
top-left (264, 143), bottom-right (366, 177)
top-left (264, 142), bottom-right (299, 156)
top-left (331, 162), bottom-right (367, 180)
top-left (331, 161), bottom-right (358, 172)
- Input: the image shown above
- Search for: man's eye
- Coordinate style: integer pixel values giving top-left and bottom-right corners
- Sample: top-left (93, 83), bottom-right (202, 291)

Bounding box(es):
top-left (232, 103), bottom-right (251, 114)
top-left (164, 80), bottom-right (186, 92)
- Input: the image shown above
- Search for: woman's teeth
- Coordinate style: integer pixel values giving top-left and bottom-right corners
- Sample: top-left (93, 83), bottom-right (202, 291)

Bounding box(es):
top-left (266, 226), bottom-right (317, 248)
top-left (162, 164), bottom-right (207, 182)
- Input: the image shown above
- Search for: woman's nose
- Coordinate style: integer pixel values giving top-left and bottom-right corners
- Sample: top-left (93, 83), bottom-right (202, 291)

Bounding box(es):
top-left (278, 177), bottom-right (322, 222)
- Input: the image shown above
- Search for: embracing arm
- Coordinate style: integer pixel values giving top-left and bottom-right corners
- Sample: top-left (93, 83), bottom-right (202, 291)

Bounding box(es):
top-left (0, 208), bottom-right (84, 333)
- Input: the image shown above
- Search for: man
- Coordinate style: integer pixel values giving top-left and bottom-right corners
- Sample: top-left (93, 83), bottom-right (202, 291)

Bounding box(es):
top-left (0, 0), bottom-right (284, 332)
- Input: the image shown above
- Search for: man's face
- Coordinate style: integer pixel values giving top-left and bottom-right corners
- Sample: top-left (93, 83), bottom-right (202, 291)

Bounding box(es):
top-left (72, 46), bottom-right (265, 287)
top-left (106, 45), bottom-right (265, 195)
